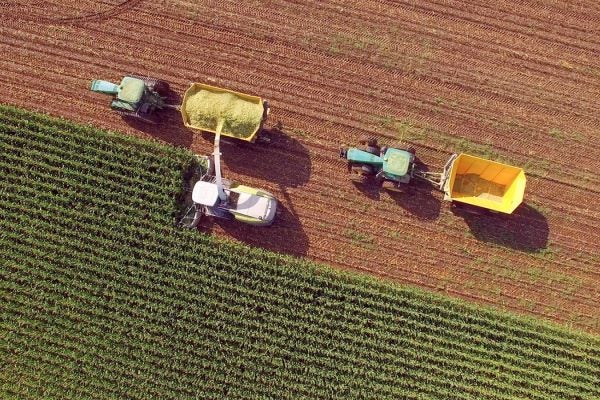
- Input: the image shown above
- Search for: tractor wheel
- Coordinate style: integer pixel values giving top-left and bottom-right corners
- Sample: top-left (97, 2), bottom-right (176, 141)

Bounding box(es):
top-left (359, 136), bottom-right (377, 145)
top-left (382, 180), bottom-right (405, 193)
top-left (340, 146), bottom-right (349, 159)
top-left (349, 165), bottom-right (367, 182)
top-left (128, 74), bottom-right (169, 95)
top-left (363, 137), bottom-right (380, 155)
top-left (366, 145), bottom-right (380, 156)
top-left (153, 80), bottom-right (170, 96)
top-left (361, 165), bottom-right (375, 175)
top-left (190, 207), bottom-right (204, 228)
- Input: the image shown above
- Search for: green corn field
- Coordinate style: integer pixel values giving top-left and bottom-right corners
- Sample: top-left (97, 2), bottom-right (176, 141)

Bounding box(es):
top-left (0, 104), bottom-right (599, 399)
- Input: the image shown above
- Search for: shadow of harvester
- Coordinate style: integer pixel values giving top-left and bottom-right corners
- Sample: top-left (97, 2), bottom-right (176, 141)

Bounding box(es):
top-left (451, 203), bottom-right (549, 252)
top-left (199, 201), bottom-right (309, 257)
top-left (219, 125), bottom-right (312, 189)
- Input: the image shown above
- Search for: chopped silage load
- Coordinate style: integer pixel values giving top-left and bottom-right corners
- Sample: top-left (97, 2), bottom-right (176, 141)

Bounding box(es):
top-left (454, 173), bottom-right (506, 202)
top-left (184, 89), bottom-right (263, 138)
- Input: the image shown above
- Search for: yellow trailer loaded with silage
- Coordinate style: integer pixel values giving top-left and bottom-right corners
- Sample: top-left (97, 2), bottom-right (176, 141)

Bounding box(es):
top-left (417, 153), bottom-right (526, 214)
top-left (181, 83), bottom-right (270, 143)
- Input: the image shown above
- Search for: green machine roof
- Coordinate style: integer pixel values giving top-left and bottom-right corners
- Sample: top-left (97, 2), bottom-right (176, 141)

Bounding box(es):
top-left (117, 77), bottom-right (145, 105)
top-left (382, 148), bottom-right (412, 176)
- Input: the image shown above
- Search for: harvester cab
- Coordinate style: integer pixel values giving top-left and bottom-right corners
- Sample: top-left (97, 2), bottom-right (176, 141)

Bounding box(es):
top-left (340, 138), bottom-right (416, 189)
top-left (90, 75), bottom-right (170, 123)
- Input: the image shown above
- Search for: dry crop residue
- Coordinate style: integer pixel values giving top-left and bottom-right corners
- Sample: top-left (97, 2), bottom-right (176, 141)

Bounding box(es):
top-left (1, 0), bottom-right (599, 333)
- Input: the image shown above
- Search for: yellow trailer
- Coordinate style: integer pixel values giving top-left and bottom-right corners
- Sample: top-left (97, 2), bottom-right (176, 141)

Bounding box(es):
top-left (180, 83), bottom-right (269, 142)
top-left (417, 153), bottom-right (526, 214)
top-left (443, 154), bottom-right (526, 213)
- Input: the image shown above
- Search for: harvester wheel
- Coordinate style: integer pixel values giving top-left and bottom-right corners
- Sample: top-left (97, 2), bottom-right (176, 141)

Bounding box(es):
top-left (349, 165), bottom-right (366, 182)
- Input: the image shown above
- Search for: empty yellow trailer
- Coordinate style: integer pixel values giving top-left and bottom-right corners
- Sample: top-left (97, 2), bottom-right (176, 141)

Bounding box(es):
top-left (442, 153), bottom-right (526, 214)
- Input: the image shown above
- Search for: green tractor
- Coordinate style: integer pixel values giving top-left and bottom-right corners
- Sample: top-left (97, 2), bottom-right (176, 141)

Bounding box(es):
top-left (90, 74), bottom-right (171, 123)
top-left (340, 138), bottom-right (416, 190)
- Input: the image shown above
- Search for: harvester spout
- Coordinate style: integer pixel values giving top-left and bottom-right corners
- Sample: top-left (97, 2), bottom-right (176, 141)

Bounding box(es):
top-left (213, 120), bottom-right (227, 202)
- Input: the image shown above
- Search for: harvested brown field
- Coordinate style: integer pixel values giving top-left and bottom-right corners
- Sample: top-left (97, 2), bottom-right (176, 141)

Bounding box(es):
top-left (1, 0), bottom-right (599, 333)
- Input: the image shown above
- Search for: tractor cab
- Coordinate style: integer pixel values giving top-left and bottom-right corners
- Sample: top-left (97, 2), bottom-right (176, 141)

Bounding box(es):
top-left (381, 148), bottom-right (415, 184)
top-left (341, 139), bottom-right (415, 188)
top-left (90, 74), bottom-right (169, 122)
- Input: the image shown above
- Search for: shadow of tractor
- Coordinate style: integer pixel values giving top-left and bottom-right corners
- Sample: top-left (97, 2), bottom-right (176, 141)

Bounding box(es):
top-left (385, 156), bottom-right (441, 220)
top-left (451, 202), bottom-right (549, 252)
top-left (122, 88), bottom-right (193, 148)
top-left (348, 154), bottom-right (441, 220)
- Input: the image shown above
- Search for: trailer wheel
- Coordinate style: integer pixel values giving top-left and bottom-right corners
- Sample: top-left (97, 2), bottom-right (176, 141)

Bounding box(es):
top-left (452, 202), bottom-right (488, 216)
